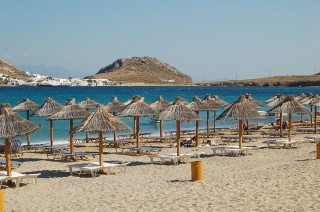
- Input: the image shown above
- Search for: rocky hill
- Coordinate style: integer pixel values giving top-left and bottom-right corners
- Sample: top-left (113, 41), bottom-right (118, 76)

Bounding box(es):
top-left (197, 74), bottom-right (320, 87)
top-left (0, 59), bottom-right (28, 79)
top-left (85, 57), bottom-right (192, 84)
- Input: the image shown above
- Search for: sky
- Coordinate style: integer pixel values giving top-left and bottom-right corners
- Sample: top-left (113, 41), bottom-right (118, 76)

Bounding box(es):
top-left (0, 0), bottom-right (319, 81)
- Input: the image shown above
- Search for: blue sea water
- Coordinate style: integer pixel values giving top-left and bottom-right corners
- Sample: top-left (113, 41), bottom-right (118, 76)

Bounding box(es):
top-left (0, 86), bottom-right (319, 145)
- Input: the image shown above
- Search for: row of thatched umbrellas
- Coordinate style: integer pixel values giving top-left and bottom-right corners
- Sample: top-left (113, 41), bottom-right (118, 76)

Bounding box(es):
top-left (0, 93), bottom-right (315, 177)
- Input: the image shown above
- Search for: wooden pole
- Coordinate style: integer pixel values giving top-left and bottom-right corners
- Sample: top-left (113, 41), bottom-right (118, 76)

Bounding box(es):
top-left (246, 120), bottom-right (249, 134)
top-left (70, 119), bottom-right (74, 154)
top-left (113, 132), bottom-right (117, 142)
top-left (5, 138), bottom-right (11, 176)
top-left (195, 111), bottom-right (199, 146)
top-left (288, 113), bottom-right (292, 142)
top-left (26, 110), bottom-right (31, 146)
top-left (50, 120), bottom-right (54, 147)
top-left (213, 110), bottom-right (217, 132)
top-left (315, 106), bottom-right (317, 134)
top-left (206, 111), bottom-right (210, 138)
top-left (99, 131), bottom-right (103, 166)
top-left (310, 105), bottom-right (313, 126)
top-left (316, 143), bottom-right (320, 159)
top-left (160, 120), bottom-right (163, 138)
top-left (176, 120), bottom-right (181, 156)
top-left (133, 117), bottom-right (137, 139)
top-left (239, 120), bottom-right (243, 149)
top-left (136, 116), bottom-right (140, 147)
top-left (86, 132), bottom-right (89, 143)
top-left (279, 112), bottom-right (283, 137)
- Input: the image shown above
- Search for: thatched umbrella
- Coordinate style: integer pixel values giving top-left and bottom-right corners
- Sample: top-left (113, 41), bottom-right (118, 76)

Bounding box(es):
top-left (300, 93), bottom-right (319, 126)
top-left (0, 104), bottom-right (41, 176)
top-left (295, 93), bottom-right (306, 101)
top-left (118, 96), bottom-right (156, 147)
top-left (32, 97), bottom-right (63, 147)
top-left (202, 94), bottom-right (229, 134)
top-left (104, 97), bottom-right (125, 115)
top-left (78, 97), bottom-right (100, 110)
top-left (153, 104), bottom-right (201, 156)
top-left (49, 98), bottom-right (90, 153)
top-left (12, 98), bottom-right (39, 146)
top-left (268, 95), bottom-right (310, 141)
top-left (73, 105), bottom-right (132, 166)
top-left (217, 95), bottom-right (263, 148)
top-left (187, 96), bottom-right (210, 145)
top-left (265, 94), bottom-right (286, 136)
top-left (149, 96), bottom-right (170, 137)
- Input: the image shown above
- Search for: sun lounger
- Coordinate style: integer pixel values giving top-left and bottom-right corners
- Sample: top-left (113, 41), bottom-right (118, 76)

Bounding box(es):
top-left (19, 173), bottom-right (41, 184)
top-left (0, 171), bottom-right (40, 187)
top-left (265, 139), bottom-right (302, 149)
top-left (117, 146), bottom-right (161, 155)
top-left (89, 162), bottom-right (130, 175)
top-left (149, 152), bottom-right (203, 165)
top-left (0, 159), bottom-right (23, 169)
top-left (67, 163), bottom-right (102, 177)
top-left (212, 146), bottom-right (255, 156)
top-left (48, 151), bottom-right (97, 161)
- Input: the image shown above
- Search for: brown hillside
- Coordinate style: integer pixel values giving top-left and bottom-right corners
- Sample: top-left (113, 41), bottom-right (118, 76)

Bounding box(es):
top-left (0, 59), bottom-right (27, 79)
top-left (197, 74), bottom-right (320, 87)
top-left (86, 57), bottom-right (192, 84)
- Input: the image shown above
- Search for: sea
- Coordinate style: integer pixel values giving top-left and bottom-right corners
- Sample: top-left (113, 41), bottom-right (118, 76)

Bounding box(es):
top-left (1, 86), bottom-right (319, 145)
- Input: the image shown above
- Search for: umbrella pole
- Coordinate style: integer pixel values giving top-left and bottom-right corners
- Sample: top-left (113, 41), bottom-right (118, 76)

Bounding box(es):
top-left (195, 111), bottom-right (199, 146)
top-left (310, 105), bottom-right (313, 126)
top-left (279, 112), bottom-right (283, 137)
top-left (26, 110), bottom-right (31, 146)
top-left (176, 120), bottom-right (181, 156)
top-left (5, 138), bottom-right (11, 177)
top-left (246, 120), bottom-right (249, 134)
top-left (133, 117), bottom-right (137, 139)
top-left (113, 132), bottom-right (117, 142)
top-left (288, 113), bottom-right (292, 142)
top-left (70, 119), bottom-right (74, 154)
top-left (50, 120), bottom-right (54, 148)
top-left (206, 111), bottom-right (210, 138)
top-left (136, 116), bottom-right (140, 148)
top-left (99, 131), bottom-right (104, 167)
top-left (160, 120), bottom-right (163, 138)
top-left (315, 106), bottom-right (317, 134)
top-left (213, 110), bottom-right (217, 132)
top-left (239, 120), bottom-right (243, 149)
top-left (300, 114), bottom-right (303, 123)
top-left (86, 132), bottom-right (89, 143)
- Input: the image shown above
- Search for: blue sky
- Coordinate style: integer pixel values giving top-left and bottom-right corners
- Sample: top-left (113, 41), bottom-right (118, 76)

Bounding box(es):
top-left (0, 0), bottom-right (319, 81)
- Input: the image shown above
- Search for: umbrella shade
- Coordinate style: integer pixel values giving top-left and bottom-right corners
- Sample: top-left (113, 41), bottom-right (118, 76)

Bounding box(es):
top-left (78, 97), bottom-right (100, 109)
top-left (187, 96), bottom-right (210, 145)
top-left (268, 95), bottom-right (311, 141)
top-left (104, 97), bottom-right (125, 114)
top-left (153, 104), bottom-right (201, 156)
top-left (73, 106), bottom-right (132, 166)
top-left (12, 98), bottom-right (39, 111)
top-left (209, 95), bottom-right (229, 108)
top-left (217, 95), bottom-right (263, 149)
top-left (118, 96), bottom-right (156, 147)
top-left (265, 94), bottom-right (286, 107)
top-left (49, 98), bottom-right (90, 154)
top-left (242, 93), bottom-right (262, 107)
top-left (12, 98), bottom-right (40, 146)
top-left (149, 96), bottom-right (170, 111)
top-left (32, 97), bottom-right (63, 117)
top-left (294, 93), bottom-right (306, 101)
top-left (0, 104), bottom-right (41, 177)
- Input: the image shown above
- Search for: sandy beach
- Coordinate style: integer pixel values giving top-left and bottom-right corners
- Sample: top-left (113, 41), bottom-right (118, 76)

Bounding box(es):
top-left (3, 133), bottom-right (320, 212)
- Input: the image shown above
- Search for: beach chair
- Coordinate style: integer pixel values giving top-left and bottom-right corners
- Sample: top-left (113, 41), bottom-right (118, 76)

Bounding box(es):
top-left (20, 173), bottom-right (41, 185)
top-left (10, 139), bottom-right (23, 157)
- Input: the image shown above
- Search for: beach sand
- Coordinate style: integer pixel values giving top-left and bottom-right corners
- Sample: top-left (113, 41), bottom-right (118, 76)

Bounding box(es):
top-left (3, 134), bottom-right (320, 212)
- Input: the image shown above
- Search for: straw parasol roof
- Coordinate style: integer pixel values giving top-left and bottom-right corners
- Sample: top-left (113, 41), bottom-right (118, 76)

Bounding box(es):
top-left (210, 95), bottom-right (229, 108)
top-left (118, 96), bottom-right (156, 147)
top-left (294, 93), bottom-right (306, 101)
top-left (217, 95), bottom-right (263, 149)
top-left (49, 98), bottom-right (90, 120)
top-left (265, 94), bottom-right (286, 107)
top-left (299, 93), bottom-right (315, 104)
top-left (0, 103), bottom-right (41, 176)
top-left (243, 93), bottom-right (262, 107)
top-left (73, 105), bottom-right (132, 166)
top-left (118, 96), bottom-right (156, 117)
top-left (32, 97), bottom-right (63, 117)
top-left (268, 95), bottom-right (311, 141)
top-left (149, 96), bottom-right (170, 111)
top-left (187, 96), bottom-right (210, 111)
top-left (104, 97), bottom-right (125, 114)
top-left (73, 106), bottom-right (132, 134)
top-left (154, 103), bottom-right (201, 156)
top-left (49, 98), bottom-right (90, 154)
top-left (171, 96), bottom-right (189, 106)
top-left (12, 98), bottom-right (39, 112)
top-left (78, 97), bottom-right (100, 109)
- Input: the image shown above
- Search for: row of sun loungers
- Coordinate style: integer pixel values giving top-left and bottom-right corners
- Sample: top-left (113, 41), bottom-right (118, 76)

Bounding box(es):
top-left (148, 152), bottom-right (204, 165)
top-left (47, 151), bottom-right (98, 161)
